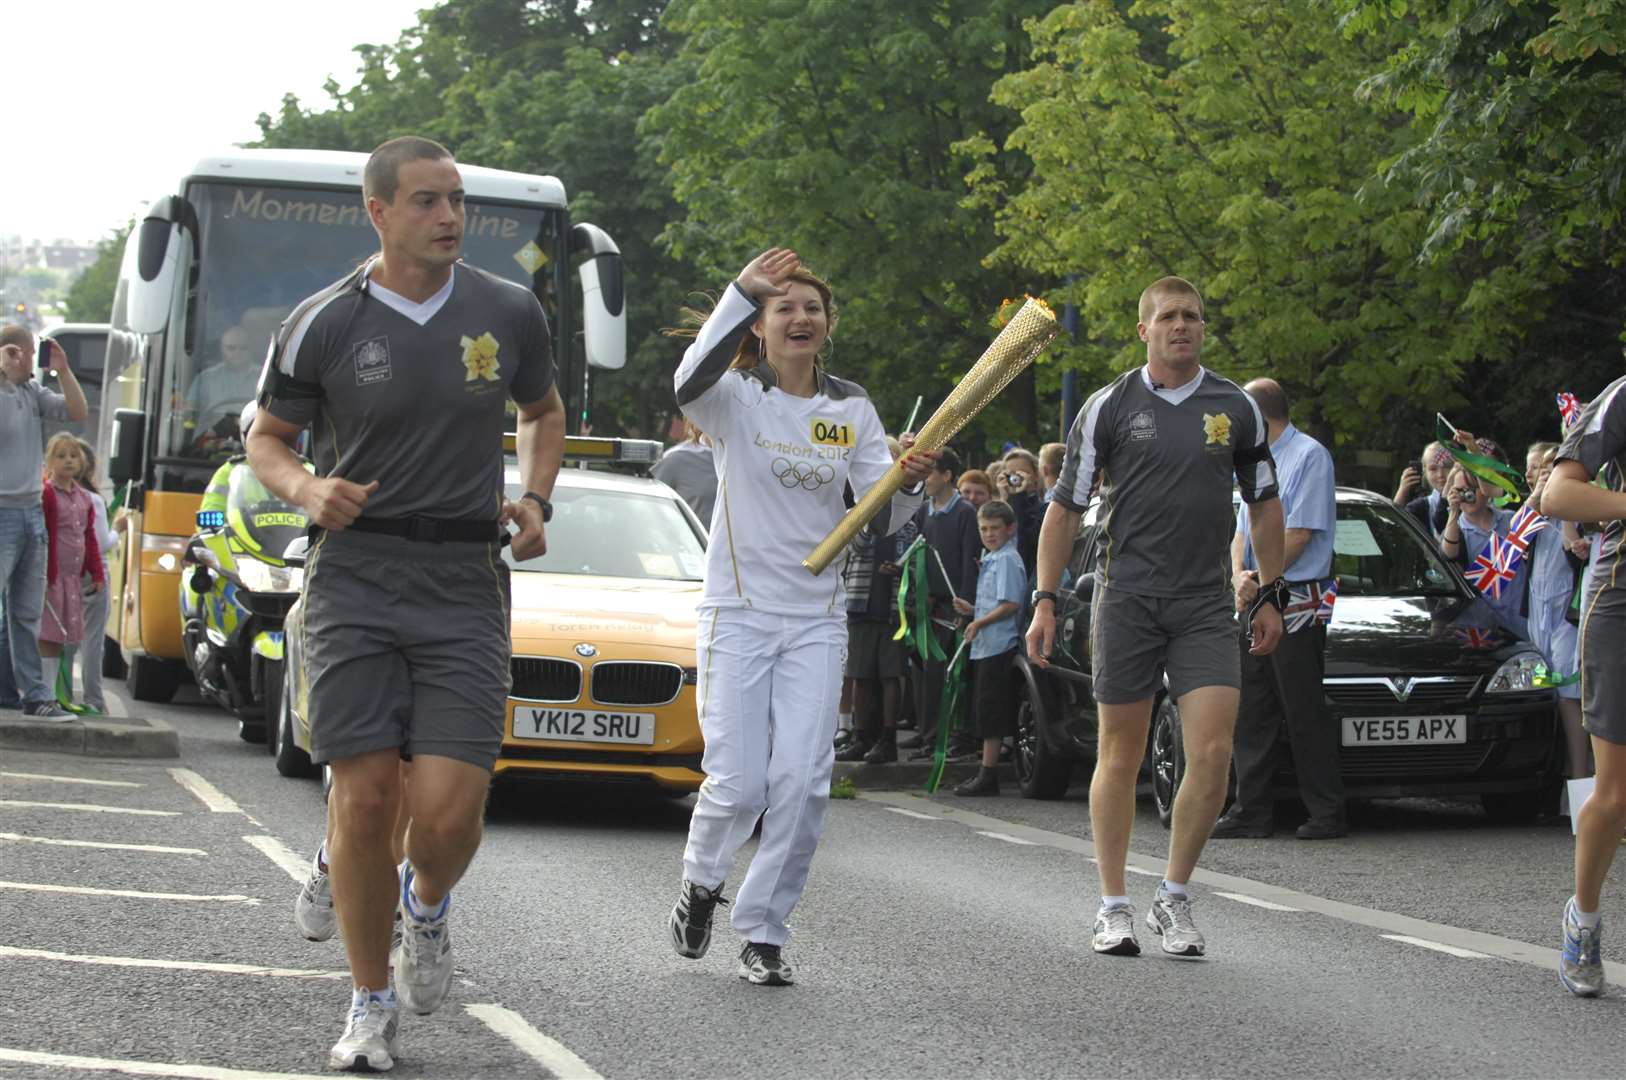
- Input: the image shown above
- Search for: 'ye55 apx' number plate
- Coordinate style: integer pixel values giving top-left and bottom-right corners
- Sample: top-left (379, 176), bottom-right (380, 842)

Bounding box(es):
top-left (1341, 715), bottom-right (1466, 747)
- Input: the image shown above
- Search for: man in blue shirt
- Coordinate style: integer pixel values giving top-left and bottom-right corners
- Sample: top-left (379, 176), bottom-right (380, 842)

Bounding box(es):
top-left (1216, 379), bottom-right (1345, 839)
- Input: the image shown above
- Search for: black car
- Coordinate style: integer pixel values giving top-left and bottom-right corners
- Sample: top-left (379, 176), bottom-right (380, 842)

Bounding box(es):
top-left (1011, 487), bottom-right (1562, 822)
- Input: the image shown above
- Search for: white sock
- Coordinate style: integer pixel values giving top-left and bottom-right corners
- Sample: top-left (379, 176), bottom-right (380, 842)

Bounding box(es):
top-left (1570, 897), bottom-right (1602, 929)
top-left (352, 986), bottom-right (397, 1010)
top-left (1160, 879), bottom-right (1189, 899)
top-left (1100, 895), bottom-right (1131, 912)
top-left (315, 842), bottom-right (328, 872)
top-left (403, 868), bottom-right (449, 922)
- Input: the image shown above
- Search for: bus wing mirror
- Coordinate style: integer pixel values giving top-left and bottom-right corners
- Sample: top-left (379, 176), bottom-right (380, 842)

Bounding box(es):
top-left (571, 223), bottom-right (626, 371)
top-left (128, 196), bottom-right (199, 335)
top-left (109, 408), bottom-right (147, 486)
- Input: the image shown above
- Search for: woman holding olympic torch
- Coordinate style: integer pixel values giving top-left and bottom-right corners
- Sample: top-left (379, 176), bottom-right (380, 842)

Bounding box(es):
top-left (666, 248), bottom-right (937, 985)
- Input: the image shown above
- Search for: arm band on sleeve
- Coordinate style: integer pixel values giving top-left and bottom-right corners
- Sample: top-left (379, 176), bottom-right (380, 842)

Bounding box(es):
top-left (1234, 442), bottom-right (1272, 468)
top-left (259, 366), bottom-right (325, 402)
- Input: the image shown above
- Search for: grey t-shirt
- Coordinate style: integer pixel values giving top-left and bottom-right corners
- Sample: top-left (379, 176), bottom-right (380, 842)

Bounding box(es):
top-left (652, 440), bottom-right (717, 525)
top-left (1558, 372), bottom-right (1626, 608)
top-left (0, 379), bottom-right (70, 508)
top-left (1053, 366), bottom-right (1278, 598)
top-left (260, 261), bottom-right (554, 522)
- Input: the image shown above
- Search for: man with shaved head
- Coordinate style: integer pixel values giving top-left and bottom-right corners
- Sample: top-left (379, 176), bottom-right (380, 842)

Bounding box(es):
top-left (1216, 378), bottom-right (1345, 839)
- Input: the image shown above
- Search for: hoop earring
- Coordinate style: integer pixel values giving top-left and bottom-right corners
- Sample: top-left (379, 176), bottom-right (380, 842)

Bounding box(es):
top-left (757, 334), bottom-right (766, 363)
top-left (819, 337), bottom-right (835, 365)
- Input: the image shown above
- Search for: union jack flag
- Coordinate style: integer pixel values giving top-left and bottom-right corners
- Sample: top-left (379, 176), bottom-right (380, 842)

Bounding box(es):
top-left (1283, 580), bottom-right (1336, 634)
top-left (1464, 535), bottom-right (1518, 599)
top-left (1452, 626), bottom-right (1497, 649)
top-left (1316, 578), bottom-right (1338, 625)
top-left (1502, 504), bottom-right (1548, 556)
top-left (1557, 391), bottom-right (1581, 430)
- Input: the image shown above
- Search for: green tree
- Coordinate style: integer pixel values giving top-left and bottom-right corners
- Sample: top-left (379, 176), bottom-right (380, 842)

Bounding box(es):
top-left (645, 0), bottom-right (1056, 448)
top-left (63, 223), bottom-right (132, 325)
top-left (1341, 0), bottom-right (1626, 451)
top-left (964, 0), bottom-right (1474, 456)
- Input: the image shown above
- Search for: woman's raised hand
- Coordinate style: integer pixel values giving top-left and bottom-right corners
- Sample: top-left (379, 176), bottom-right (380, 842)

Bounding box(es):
top-left (736, 248), bottom-right (800, 302)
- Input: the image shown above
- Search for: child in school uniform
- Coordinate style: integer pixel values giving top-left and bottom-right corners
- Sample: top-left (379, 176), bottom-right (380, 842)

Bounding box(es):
top-left (952, 499), bottom-right (1026, 796)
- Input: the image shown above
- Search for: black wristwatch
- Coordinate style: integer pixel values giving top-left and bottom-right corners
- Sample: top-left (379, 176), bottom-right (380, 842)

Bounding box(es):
top-left (522, 491), bottom-right (553, 523)
top-left (1032, 590), bottom-right (1058, 609)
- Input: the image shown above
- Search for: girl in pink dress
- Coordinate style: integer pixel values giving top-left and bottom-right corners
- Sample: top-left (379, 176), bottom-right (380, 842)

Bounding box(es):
top-left (39, 434), bottom-right (104, 688)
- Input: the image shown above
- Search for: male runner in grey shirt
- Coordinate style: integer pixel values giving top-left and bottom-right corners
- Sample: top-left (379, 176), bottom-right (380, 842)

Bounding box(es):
top-left (1026, 275), bottom-right (1285, 960)
top-left (249, 136), bottom-right (563, 1072)
top-left (1546, 372), bottom-right (1626, 997)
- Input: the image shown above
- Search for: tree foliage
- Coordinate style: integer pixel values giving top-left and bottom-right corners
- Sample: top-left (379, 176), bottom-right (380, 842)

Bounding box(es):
top-left (645, 0), bottom-right (1056, 442)
top-left (1340, 0), bottom-right (1626, 451)
top-left (63, 223), bottom-right (132, 325)
top-left (964, 0), bottom-right (1487, 453)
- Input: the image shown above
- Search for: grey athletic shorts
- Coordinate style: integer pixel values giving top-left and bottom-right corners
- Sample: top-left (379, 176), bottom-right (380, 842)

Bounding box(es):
top-left (299, 529), bottom-right (512, 770)
top-left (1089, 584), bottom-right (1240, 705)
top-left (1579, 584), bottom-right (1626, 746)
top-left (845, 620), bottom-right (906, 680)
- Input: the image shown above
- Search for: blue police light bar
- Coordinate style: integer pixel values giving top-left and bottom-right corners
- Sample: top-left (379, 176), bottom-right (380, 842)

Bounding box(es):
top-left (196, 510), bottom-right (226, 529)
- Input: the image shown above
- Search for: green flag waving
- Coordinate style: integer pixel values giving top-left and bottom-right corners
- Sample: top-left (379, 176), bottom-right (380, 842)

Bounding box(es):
top-left (1435, 415), bottom-right (1523, 506)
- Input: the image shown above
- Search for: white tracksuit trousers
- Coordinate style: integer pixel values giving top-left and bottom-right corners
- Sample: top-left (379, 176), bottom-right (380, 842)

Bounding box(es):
top-left (681, 606), bottom-right (846, 947)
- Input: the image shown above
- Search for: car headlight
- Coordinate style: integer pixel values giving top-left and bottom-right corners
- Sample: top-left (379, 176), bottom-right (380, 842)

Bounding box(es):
top-left (1487, 650), bottom-right (1548, 693)
top-left (235, 558), bottom-right (302, 595)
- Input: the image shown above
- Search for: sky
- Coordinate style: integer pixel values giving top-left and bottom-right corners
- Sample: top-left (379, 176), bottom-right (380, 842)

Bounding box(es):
top-left (8, 0), bottom-right (437, 245)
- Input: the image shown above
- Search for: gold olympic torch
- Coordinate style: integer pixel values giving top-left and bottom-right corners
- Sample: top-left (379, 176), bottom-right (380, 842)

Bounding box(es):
top-left (802, 297), bottom-right (1062, 576)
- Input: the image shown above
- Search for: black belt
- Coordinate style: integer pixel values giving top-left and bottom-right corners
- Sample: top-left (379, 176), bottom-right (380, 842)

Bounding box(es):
top-left (346, 515), bottom-right (503, 544)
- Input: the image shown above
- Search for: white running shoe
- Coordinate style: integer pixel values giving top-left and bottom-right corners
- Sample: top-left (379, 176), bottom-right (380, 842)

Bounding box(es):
top-left (1092, 904), bottom-right (1141, 956)
top-left (294, 848), bottom-right (336, 942)
top-left (393, 865), bottom-right (454, 1015)
top-left (328, 990), bottom-right (398, 1072)
top-left (1147, 890), bottom-right (1206, 957)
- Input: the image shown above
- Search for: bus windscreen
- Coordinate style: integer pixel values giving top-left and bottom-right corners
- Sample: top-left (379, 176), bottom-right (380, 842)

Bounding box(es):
top-left (162, 181), bottom-right (560, 463)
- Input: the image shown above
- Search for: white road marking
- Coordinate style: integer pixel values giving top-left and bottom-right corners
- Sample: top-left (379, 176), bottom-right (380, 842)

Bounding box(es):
top-left (858, 790), bottom-right (1626, 983)
top-left (1381, 934), bottom-right (1493, 960)
top-left (0, 881), bottom-right (259, 904)
top-left (243, 835), bottom-right (308, 884)
top-left (168, 768), bottom-right (244, 814)
top-left (0, 800), bottom-right (177, 817)
top-left (1124, 864), bottom-right (1162, 877)
top-left (1, 771), bottom-right (141, 788)
top-left (466, 1003), bottom-right (605, 1080)
top-left (0, 832), bottom-right (205, 856)
top-left (1215, 891), bottom-right (1302, 912)
top-left (0, 945), bottom-right (345, 980)
top-left (0, 1046), bottom-right (333, 1079)
top-left (885, 807), bottom-right (939, 821)
top-left (976, 830), bottom-right (1038, 846)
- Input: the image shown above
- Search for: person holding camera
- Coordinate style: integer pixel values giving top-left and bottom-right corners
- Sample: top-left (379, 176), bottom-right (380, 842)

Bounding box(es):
top-left (1000, 448), bottom-right (1046, 577)
top-left (1395, 441), bottom-right (1453, 538)
top-left (1, 326), bottom-right (86, 721)
top-left (1440, 459), bottom-right (1530, 637)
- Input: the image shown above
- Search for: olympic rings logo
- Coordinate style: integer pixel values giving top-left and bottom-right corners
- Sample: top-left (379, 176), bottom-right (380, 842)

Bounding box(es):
top-left (771, 457), bottom-right (836, 491)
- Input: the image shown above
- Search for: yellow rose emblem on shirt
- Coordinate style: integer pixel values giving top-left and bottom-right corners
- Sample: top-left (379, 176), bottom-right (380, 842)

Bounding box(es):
top-left (1202, 412), bottom-right (1232, 446)
top-left (460, 332), bottom-right (501, 382)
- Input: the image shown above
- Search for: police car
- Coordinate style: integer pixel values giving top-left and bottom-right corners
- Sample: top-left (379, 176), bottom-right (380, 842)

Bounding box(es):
top-left (269, 436), bottom-right (708, 795)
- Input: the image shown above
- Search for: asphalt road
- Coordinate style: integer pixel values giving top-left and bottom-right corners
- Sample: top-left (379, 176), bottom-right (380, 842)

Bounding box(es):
top-left (2, 683), bottom-right (1624, 1079)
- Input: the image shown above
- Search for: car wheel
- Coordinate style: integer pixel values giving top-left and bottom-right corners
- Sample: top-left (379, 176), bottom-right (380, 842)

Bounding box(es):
top-left (272, 663), bottom-right (318, 779)
top-left (1014, 668), bottom-right (1073, 800)
top-left (127, 655), bottom-right (180, 703)
top-left (1481, 786), bottom-right (1557, 824)
top-left (101, 638), bottom-right (127, 680)
top-left (1150, 695), bottom-right (1184, 829)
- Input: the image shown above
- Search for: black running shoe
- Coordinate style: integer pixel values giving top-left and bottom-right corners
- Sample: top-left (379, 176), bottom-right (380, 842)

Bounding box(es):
top-left (670, 879), bottom-right (727, 959)
top-left (738, 941), bottom-right (794, 986)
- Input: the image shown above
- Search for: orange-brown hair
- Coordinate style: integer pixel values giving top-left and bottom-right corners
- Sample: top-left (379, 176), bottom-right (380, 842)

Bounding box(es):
top-left (667, 268), bottom-right (840, 372)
